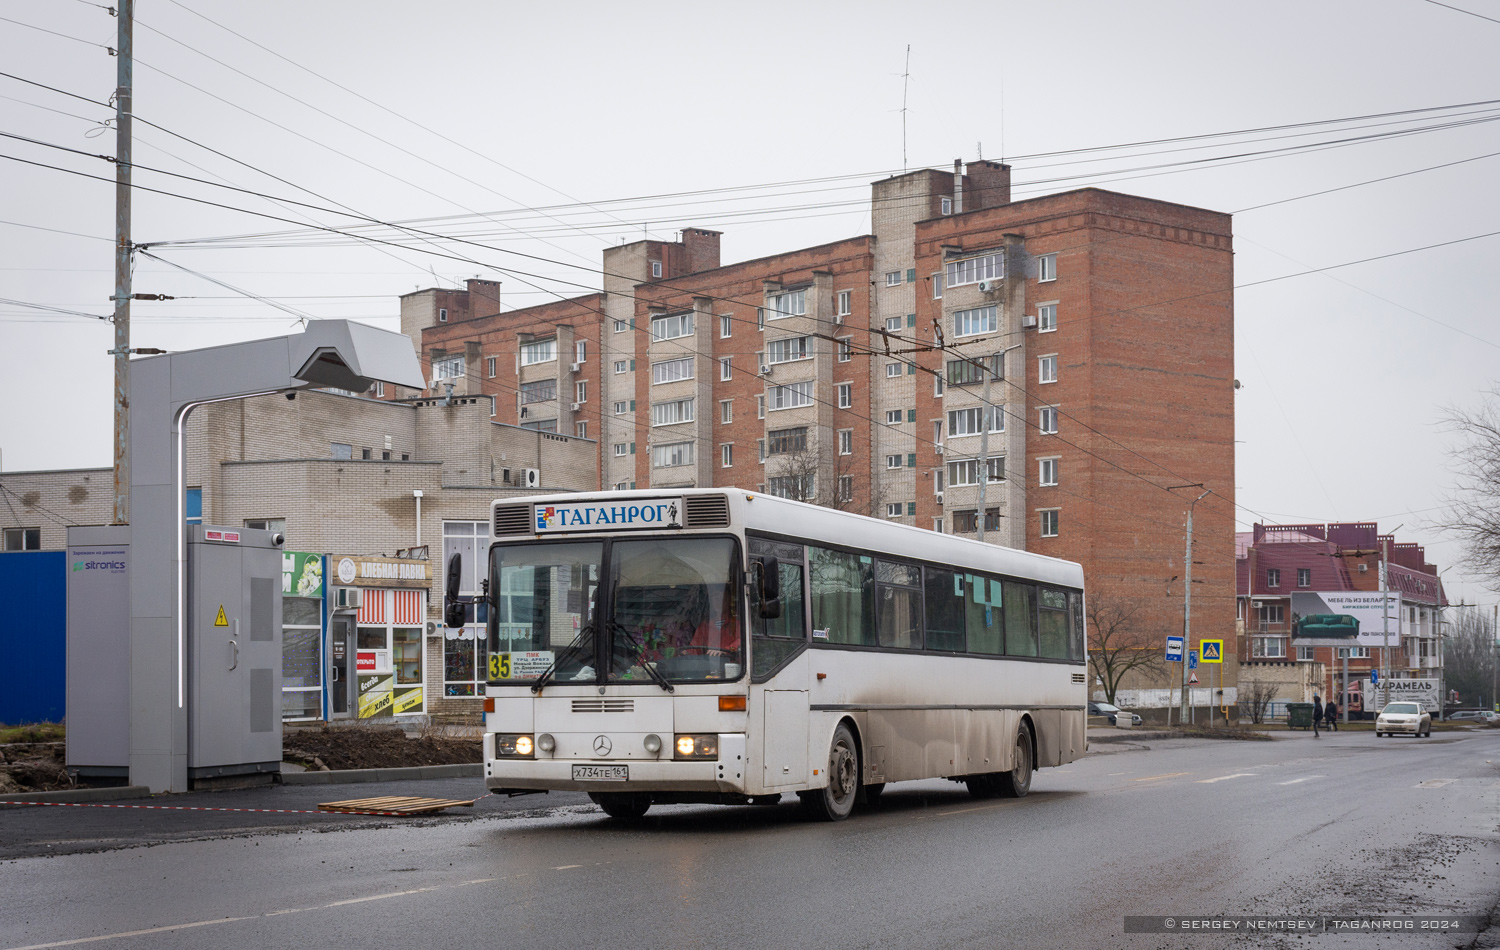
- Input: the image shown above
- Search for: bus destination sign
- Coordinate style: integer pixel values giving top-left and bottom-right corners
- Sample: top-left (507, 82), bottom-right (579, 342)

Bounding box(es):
top-left (534, 497), bottom-right (684, 534)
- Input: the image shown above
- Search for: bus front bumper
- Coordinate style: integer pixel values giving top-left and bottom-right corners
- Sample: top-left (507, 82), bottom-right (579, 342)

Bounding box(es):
top-left (485, 733), bottom-right (747, 794)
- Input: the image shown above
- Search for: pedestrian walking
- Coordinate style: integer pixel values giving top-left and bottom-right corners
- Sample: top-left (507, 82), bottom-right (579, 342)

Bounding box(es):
top-left (1325, 697), bottom-right (1339, 732)
top-left (1312, 693), bottom-right (1323, 738)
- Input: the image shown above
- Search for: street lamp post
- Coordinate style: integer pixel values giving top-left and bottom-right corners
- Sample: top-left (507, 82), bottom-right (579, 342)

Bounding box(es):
top-left (1171, 485), bottom-right (1211, 725)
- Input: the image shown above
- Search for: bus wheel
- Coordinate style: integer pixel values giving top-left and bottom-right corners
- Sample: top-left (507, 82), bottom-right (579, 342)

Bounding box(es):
top-left (802, 723), bottom-right (859, 821)
top-left (590, 792), bottom-right (652, 820)
top-left (998, 723), bottom-right (1034, 798)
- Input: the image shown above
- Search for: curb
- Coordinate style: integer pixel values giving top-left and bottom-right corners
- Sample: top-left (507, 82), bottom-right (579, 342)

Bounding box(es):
top-left (1087, 730), bottom-right (1180, 744)
top-left (0, 785), bottom-right (152, 809)
top-left (279, 763), bottom-right (482, 785)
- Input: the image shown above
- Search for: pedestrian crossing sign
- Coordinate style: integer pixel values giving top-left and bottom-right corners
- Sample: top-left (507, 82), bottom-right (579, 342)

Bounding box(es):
top-left (1201, 639), bottom-right (1223, 663)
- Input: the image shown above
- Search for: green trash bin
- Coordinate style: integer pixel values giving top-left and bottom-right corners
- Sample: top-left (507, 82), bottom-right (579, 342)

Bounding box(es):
top-left (1287, 703), bottom-right (1314, 730)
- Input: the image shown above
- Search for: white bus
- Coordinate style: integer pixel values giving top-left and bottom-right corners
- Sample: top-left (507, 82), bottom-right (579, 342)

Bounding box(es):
top-left (444, 489), bottom-right (1088, 821)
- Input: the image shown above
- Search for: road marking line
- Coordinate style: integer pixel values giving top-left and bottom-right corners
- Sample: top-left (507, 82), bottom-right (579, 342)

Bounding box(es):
top-left (1196, 773), bottom-right (1258, 784)
top-left (1131, 772), bottom-right (1190, 782)
top-left (459, 878), bottom-right (498, 886)
top-left (1416, 779), bottom-right (1456, 788)
top-left (324, 887), bottom-right (438, 907)
top-left (1277, 776), bottom-right (1326, 785)
top-left (552, 865), bottom-right (582, 870)
top-left (4, 916), bottom-right (257, 950)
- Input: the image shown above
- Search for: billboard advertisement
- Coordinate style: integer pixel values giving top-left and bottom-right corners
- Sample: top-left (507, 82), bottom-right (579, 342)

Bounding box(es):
top-left (1290, 591), bottom-right (1403, 647)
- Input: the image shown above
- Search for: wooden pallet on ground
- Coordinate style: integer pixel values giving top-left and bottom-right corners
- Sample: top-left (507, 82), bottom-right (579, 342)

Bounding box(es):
top-left (318, 795), bottom-right (477, 816)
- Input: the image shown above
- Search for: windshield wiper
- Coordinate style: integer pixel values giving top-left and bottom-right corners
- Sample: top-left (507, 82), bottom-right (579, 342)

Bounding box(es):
top-left (530, 622), bottom-right (595, 695)
top-left (610, 620), bottom-right (674, 693)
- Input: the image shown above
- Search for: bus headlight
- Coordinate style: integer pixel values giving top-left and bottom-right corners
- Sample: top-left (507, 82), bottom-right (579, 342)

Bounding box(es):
top-left (674, 734), bottom-right (718, 760)
top-left (495, 734), bottom-right (535, 758)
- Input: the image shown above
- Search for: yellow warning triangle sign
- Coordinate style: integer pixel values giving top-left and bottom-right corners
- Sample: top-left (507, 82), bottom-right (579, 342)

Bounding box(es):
top-left (214, 605), bottom-right (228, 626)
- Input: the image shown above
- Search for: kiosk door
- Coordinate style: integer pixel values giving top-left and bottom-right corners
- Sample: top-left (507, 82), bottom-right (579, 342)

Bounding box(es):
top-left (330, 614), bottom-right (356, 718)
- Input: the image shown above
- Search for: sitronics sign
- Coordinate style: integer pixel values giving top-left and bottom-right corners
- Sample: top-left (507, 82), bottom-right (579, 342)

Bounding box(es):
top-left (535, 497), bottom-right (684, 534)
top-left (1290, 591), bottom-right (1403, 647)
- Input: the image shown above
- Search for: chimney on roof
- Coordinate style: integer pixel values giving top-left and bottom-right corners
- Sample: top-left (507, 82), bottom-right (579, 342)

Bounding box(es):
top-left (952, 159), bottom-right (964, 214)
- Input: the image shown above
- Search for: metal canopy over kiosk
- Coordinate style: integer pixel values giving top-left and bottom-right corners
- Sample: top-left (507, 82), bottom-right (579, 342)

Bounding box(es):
top-left (128, 320), bottom-right (423, 792)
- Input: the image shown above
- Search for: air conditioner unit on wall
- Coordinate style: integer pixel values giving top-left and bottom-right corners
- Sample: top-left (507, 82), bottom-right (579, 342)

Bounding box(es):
top-left (1021, 314), bottom-right (1038, 328)
top-left (935, 444), bottom-right (944, 455)
top-left (760, 364), bottom-right (772, 377)
top-left (977, 279), bottom-right (997, 292)
top-left (524, 468), bottom-right (540, 489)
top-left (571, 402), bottom-right (582, 411)
top-left (935, 492), bottom-right (944, 505)
top-left (570, 362), bottom-right (582, 373)
top-left (334, 587), bottom-right (362, 609)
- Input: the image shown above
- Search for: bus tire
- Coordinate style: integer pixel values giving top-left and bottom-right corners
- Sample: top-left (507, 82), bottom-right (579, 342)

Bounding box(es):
top-left (998, 722), bottom-right (1034, 798)
top-left (590, 792), bottom-right (652, 820)
top-left (802, 722), bottom-right (859, 821)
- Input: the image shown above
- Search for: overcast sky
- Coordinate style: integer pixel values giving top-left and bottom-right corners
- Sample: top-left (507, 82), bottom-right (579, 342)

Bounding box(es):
top-left (3, 0), bottom-right (1498, 608)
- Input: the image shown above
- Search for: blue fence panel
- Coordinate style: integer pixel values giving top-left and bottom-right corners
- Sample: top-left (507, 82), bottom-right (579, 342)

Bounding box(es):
top-left (0, 551), bottom-right (66, 723)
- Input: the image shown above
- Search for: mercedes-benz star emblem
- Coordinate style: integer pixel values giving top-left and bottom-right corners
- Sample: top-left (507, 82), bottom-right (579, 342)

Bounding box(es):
top-left (593, 735), bottom-right (612, 756)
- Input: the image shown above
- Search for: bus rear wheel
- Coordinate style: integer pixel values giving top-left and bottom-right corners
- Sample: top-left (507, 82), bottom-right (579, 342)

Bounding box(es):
top-left (999, 722), bottom-right (1034, 798)
top-left (801, 722), bottom-right (859, 821)
top-left (590, 792), bottom-right (652, 820)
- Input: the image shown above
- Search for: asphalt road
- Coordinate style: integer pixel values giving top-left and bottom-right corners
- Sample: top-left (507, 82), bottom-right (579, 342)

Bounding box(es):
top-left (1, 728), bottom-right (1497, 950)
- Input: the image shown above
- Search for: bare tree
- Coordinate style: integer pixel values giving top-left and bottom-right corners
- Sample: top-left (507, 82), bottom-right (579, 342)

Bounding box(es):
top-left (1439, 388), bottom-right (1500, 589)
top-left (1445, 606), bottom-right (1497, 711)
top-left (1087, 597), bottom-right (1163, 705)
top-left (769, 442), bottom-right (880, 514)
top-left (1238, 678), bottom-right (1280, 724)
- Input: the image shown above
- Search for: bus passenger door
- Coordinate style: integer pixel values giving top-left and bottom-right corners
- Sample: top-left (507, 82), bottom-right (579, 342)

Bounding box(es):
top-left (763, 690), bottom-right (808, 786)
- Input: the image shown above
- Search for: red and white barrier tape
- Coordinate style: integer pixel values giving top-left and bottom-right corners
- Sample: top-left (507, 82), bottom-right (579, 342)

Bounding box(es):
top-left (0, 793), bottom-right (492, 818)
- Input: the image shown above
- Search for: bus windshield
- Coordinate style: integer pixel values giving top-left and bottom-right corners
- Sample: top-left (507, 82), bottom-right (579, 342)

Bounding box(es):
top-left (487, 536), bottom-right (742, 685)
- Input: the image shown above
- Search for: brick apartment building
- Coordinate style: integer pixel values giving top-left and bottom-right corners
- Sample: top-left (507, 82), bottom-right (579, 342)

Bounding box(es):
top-left (1237, 522), bottom-right (1448, 715)
top-left (401, 161), bottom-right (1239, 707)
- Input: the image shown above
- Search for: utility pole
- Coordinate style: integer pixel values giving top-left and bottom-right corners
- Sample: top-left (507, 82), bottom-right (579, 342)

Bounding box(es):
top-left (111, 0), bottom-right (135, 524)
top-left (974, 343), bottom-right (1022, 545)
top-left (1172, 485), bottom-right (1210, 724)
top-left (1380, 536), bottom-right (1390, 709)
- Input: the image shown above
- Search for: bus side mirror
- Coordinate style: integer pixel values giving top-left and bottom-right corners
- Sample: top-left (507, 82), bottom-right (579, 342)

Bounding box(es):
top-left (444, 552), bottom-right (466, 628)
top-left (757, 557), bottom-right (781, 620)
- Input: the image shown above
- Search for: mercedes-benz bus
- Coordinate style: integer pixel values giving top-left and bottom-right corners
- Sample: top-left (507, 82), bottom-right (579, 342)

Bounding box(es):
top-left (444, 488), bottom-right (1087, 821)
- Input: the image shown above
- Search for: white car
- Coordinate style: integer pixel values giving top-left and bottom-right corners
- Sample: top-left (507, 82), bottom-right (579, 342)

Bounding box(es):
top-left (1376, 702), bottom-right (1431, 738)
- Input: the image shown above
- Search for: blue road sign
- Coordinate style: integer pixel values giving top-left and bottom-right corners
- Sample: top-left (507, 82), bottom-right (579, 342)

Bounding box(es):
top-left (1166, 636), bottom-right (1184, 662)
top-left (1188, 650), bottom-right (1199, 670)
top-left (1370, 669), bottom-right (1378, 685)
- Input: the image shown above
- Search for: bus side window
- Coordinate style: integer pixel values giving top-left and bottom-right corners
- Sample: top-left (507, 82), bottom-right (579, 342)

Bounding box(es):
top-left (1069, 591), bottom-right (1085, 661)
top-left (750, 540), bottom-right (805, 681)
top-left (809, 546), bottom-right (876, 647)
top-left (1038, 588), bottom-right (1070, 658)
top-left (923, 567), bottom-right (966, 652)
top-left (1005, 581), bottom-right (1038, 657)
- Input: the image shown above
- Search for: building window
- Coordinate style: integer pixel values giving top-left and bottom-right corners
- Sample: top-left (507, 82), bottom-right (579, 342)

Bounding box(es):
top-left (945, 251), bottom-right (1004, 288)
top-left (614, 319), bottom-right (628, 333)
top-left (947, 406), bottom-right (1003, 436)
top-left (575, 341), bottom-right (586, 364)
top-left (933, 274), bottom-right (943, 299)
top-left (722, 444), bottom-right (733, 468)
top-left (1266, 569), bottom-right (1281, 588)
top-left (756, 395), bottom-right (765, 419)
top-left (720, 357), bottom-right (732, 381)
top-left (244, 517), bottom-right (285, 534)
top-left (720, 399), bottom-right (732, 424)
top-left (886, 454), bottom-right (904, 470)
top-left (651, 260), bottom-right (662, 278)
top-left (947, 457), bottom-right (1004, 487)
top-left (519, 419), bottom-right (558, 433)
top-left (837, 338), bottom-right (851, 362)
top-left (766, 336), bottom-right (811, 364)
top-left (768, 381), bottom-right (814, 410)
top-left (381, 450), bottom-right (391, 461)
top-left (757, 439), bottom-right (766, 463)
top-left (614, 401), bottom-right (627, 415)
top-left (767, 289), bottom-right (806, 319)
top-left (757, 308), bottom-right (765, 330)
top-left (651, 312), bottom-right (694, 342)
top-left (614, 443), bottom-right (627, 457)
top-left (369, 381), bottom-right (385, 398)
top-left (520, 379), bottom-right (556, 405)
top-left (1255, 603), bottom-right (1285, 628)
top-left (932, 518), bottom-right (944, 532)
top-left (614, 360), bottom-right (627, 375)
top-left (1039, 457), bottom-right (1059, 486)
top-left (575, 421), bottom-right (587, 439)
top-left (485, 357), bottom-right (496, 378)
top-left (837, 290), bottom-right (852, 317)
top-left (1297, 568), bottom-right (1312, 587)
top-left (886, 271), bottom-right (902, 286)
top-left (433, 356), bottom-right (464, 380)
top-left (934, 374), bottom-right (945, 397)
top-left (836, 383), bottom-right (852, 408)
top-left (721, 314), bottom-right (732, 338)
top-left (576, 381), bottom-right (587, 403)
top-left (768, 475), bottom-right (815, 501)
top-left (1337, 646), bottom-right (1371, 659)
top-left (651, 441), bottom-right (694, 468)
top-left (331, 442), bottom-right (353, 459)
top-left (886, 363), bottom-right (902, 378)
top-left (954, 306), bottom-right (997, 337)
top-left (1038, 303), bottom-right (1057, 332)
top-left (1039, 509), bottom-right (1060, 538)
top-left (650, 398), bottom-right (695, 426)
top-left (838, 475), bottom-right (853, 502)
top-left (1297, 646), bottom-right (1315, 661)
top-left (885, 316), bottom-right (903, 333)
top-left (2, 527), bottom-right (41, 551)
top-left (946, 354), bottom-right (1002, 386)
top-left (361, 447), bottom-right (372, 460)
top-left (838, 429), bottom-right (852, 454)
top-left (651, 357), bottom-right (694, 384)
top-left (886, 503), bottom-right (903, 518)
top-left (1252, 637), bottom-right (1286, 659)
top-left (886, 410), bottom-right (903, 425)
top-left (1038, 254), bottom-right (1057, 282)
top-left (767, 427), bottom-right (808, 455)
top-left (520, 340), bottom-right (556, 366)
top-left (1039, 406), bottom-right (1058, 434)
top-left (1038, 355), bottom-right (1058, 383)
top-left (438, 307), bottom-right (448, 323)
top-left (941, 196), bottom-right (953, 215)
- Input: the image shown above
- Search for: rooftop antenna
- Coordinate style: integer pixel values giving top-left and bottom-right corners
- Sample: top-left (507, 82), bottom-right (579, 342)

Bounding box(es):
top-left (977, 141), bottom-right (983, 161)
top-left (900, 45), bottom-right (911, 172)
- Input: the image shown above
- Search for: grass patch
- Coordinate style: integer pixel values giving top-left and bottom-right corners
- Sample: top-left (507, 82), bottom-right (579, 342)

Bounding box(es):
top-left (0, 722), bottom-right (64, 744)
